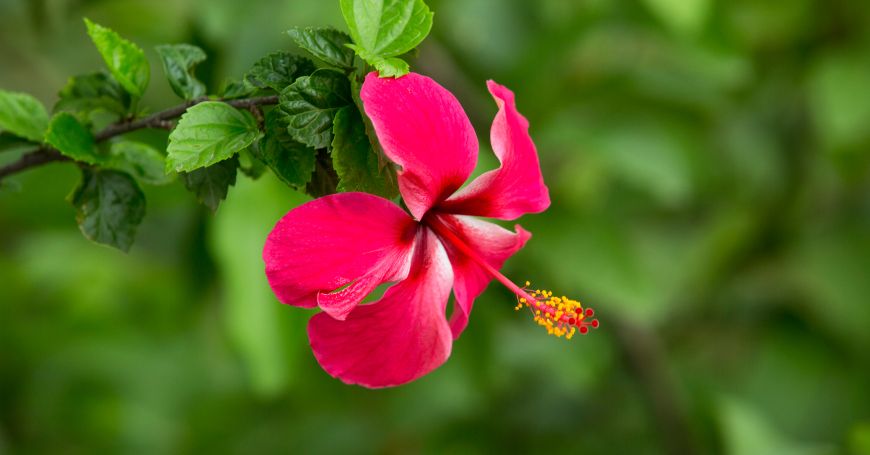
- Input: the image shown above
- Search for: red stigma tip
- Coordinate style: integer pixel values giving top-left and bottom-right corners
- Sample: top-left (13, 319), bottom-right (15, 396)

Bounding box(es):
top-left (568, 318), bottom-right (576, 325)
top-left (579, 326), bottom-right (589, 334)
top-left (591, 319), bottom-right (600, 328)
top-left (585, 308), bottom-right (594, 317)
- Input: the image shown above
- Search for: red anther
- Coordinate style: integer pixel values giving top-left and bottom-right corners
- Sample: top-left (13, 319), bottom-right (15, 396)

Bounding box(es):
top-left (585, 308), bottom-right (594, 317)
top-left (591, 319), bottom-right (600, 328)
top-left (579, 326), bottom-right (589, 334)
top-left (568, 318), bottom-right (576, 325)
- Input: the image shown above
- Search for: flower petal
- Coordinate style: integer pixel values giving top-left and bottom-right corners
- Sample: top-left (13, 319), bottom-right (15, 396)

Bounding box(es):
top-left (360, 72), bottom-right (479, 220)
top-left (308, 227), bottom-right (454, 388)
top-left (440, 81), bottom-right (550, 220)
top-left (434, 214), bottom-right (531, 338)
top-left (263, 192), bottom-right (417, 320)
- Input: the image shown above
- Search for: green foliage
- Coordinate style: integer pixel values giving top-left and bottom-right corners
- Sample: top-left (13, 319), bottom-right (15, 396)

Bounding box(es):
top-left (340, 0), bottom-right (433, 77)
top-left (44, 112), bottom-right (100, 164)
top-left (54, 71), bottom-right (130, 122)
top-left (256, 109), bottom-right (316, 190)
top-left (210, 174), bottom-right (309, 396)
top-left (106, 141), bottom-right (174, 186)
top-left (641, 0), bottom-right (711, 35)
top-left (244, 52), bottom-right (315, 92)
top-left (69, 168), bottom-right (146, 252)
top-left (279, 69), bottom-right (352, 148)
top-left (166, 102), bottom-right (263, 173)
top-left (84, 19), bottom-right (150, 98)
top-left (4, 1), bottom-right (870, 454)
top-left (180, 155), bottom-right (239, 212)
top-left (154, 44), bottom-right (208, 100)
top-left (331, 106), bottom-right (396, 197)
top-left (288, 27), bottom-right (356, 70)
top-left (0, 89), bottom-right (49, 142)
top-left (220, 79), bottom-right (258, 99)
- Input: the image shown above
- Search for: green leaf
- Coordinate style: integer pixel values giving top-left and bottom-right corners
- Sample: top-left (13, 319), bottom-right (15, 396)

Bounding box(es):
top-left (279, 69), bottom-right (352, 149)
top-left (181, 156), bottom-right (239, 212)
top-left (244, 52), bottom-right (315, 92)
top-left (237, 148), bottom-right (267, 180)
top-left (166, 101), bottom-right (263, 173)
top-left (372, 57), bottom-right (410, 78)
top-left (84, 18), bottom-right (150, 98)
top-left (44, 112), bottom-right (100, 164)
top-left (287, 27), bottom-right (355, 69)
top-left (331, 106), bottom-right (397, 197)
top-left (255, 109), bottom-right (316, 189)
top-left (69, 168), bottom-right (146, 252)
top-left (106, 141), bottom-right (174, 185)
top-left (0, 90), bottom-right (49, 142)
top-left (154, 44), bottom-right (207, 100)
top-left (54, 71), bottom-right (130, 121)
top-left (307, 148), bottom-right (339, 197)
top-left (0, 133), bottom-right (35, 154)
top-left (219, 79), bottom-right (257, 99)
top-left (340, 0), bottom-right (433, 77)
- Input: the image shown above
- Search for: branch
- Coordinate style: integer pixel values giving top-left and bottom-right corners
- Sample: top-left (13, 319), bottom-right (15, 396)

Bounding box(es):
top-left (0, 95), bottom-right (279, 182)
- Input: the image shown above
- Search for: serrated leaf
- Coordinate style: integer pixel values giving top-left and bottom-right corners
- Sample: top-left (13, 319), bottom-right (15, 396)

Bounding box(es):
top-left (155, 44), bottom-right (207, 100)
top-left (255, 109), bottom-right (316, 189)
top-left (44, 112), bottom-right (100, 164)
top-left (340, 0), bottom-right (433, 77)
top-left (84, 18), bottom-right (150, 98)
top-left (69, 168), bottom-right (146, 252)
top-left (244, 52), bottom-right (315, 92)
top-left (166, 101), bottom-right (263, 173)
top-left (106, 141), bottom-right (174, 185)
top-left (54, 71), bottom-right (130, 121)
top-left (0, 90), bottom-right (49, 142)
top-left (332, 106), bottom-right (397, 197)
top-left (220, 79), bottom-right (257, 99)
top-left (288, 27), bottom-right (355, 69)
top-left (181, 156), bottom-right (239, 212)
top-left (279, 69), bottom-right (352, 149)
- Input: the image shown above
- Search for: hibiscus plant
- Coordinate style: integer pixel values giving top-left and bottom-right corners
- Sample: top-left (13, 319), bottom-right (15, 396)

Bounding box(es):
top-left (0, 0), bottom-right (598, 388)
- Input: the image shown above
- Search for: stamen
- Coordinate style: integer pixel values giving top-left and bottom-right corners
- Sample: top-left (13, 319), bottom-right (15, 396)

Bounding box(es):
top-left (423, 214), bottom-right (598, 340)
top-left (513, 282), bottom-right (599, 340)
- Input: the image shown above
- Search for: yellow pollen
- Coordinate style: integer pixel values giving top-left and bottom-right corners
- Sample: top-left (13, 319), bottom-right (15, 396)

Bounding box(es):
top-left (513, 282), bottom-right (599, 340)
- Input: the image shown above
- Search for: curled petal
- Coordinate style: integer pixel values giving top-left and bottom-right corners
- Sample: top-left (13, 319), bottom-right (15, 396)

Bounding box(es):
top-left (263, 192), bottom-right (416, 320)
top-left (361, 72), bottom-right (478, 220)
top-left (440, 81), bottom-right (550, 220)
top-left (434, 214), bottom-right (531, 338)
top-left (308, 227), bottom-right (454, 388)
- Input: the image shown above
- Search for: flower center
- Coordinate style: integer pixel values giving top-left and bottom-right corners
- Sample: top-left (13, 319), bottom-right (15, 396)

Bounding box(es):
top-left (425, 215), bottom-right (598, 339)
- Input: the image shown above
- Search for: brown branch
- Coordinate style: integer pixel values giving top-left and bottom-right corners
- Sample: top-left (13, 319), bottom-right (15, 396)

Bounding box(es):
top-left (0, 95), bottom-right (279, 182)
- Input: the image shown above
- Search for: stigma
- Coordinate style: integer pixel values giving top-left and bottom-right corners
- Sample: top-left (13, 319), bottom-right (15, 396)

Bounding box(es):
top-left (513, 282), bottom-right (599, 340)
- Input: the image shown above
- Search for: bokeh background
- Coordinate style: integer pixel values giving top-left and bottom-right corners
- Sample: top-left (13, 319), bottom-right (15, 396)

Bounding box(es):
top-left (2, 0), bottom-right (870, 453)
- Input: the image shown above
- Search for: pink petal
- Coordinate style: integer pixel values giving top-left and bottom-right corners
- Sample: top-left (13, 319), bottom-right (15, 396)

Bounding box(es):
top-left (308, 227), bottom-right (454, 388)
top-left (433, 214), bottom-right (531, 338)
top-left (440, 81), bottom-right (550, 220)
top-left (263, 192), bottom-right (417, 320)
top-left (360, 72), bottom-right (479, 220)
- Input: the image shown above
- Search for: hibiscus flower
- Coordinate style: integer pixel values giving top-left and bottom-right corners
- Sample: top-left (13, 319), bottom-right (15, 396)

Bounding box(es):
top-left (263, 72), bottom-right (597, 388)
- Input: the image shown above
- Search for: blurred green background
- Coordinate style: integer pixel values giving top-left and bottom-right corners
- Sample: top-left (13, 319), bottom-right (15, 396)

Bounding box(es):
top-left (2, 0), bottom-right (870, 453)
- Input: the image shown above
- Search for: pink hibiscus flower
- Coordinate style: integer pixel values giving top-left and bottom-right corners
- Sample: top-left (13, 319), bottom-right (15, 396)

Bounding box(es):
top-left (263, 72), bottom-right (597, 388)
